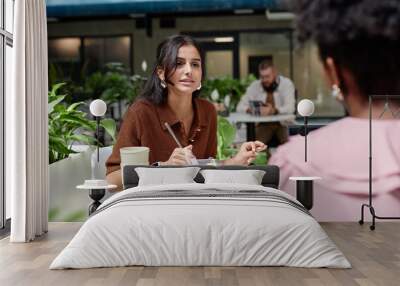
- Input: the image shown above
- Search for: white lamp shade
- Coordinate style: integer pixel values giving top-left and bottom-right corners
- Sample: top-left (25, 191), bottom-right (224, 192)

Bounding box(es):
top-left (141, 60), bottom-right (148, 72)
top-left (90, 99), bottom-right (107, 117)
top-left (224, 95), bottom-right (231, 107)
top-left (210, 89), bottom-right (220, 101)
top-left (297, 99), bottom-right (315, 117)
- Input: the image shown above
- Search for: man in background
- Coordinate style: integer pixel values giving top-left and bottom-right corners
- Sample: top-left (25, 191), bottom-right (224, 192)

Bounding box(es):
top-left (237, 60), bottom-right (296, 145)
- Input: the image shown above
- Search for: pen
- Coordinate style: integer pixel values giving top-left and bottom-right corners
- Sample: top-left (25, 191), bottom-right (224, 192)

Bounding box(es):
top-left (164, 122), bottom-right (183, 148)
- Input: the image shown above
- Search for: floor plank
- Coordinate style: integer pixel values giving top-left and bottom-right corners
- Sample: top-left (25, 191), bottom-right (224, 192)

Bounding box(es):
top-left (0, 222), bottom-right (399, 286)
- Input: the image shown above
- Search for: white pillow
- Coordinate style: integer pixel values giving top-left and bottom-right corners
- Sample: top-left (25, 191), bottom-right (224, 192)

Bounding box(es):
top-left (200, 169), bottom-right (266, 185)
top-left (135, 167), bottom-right (200, 186)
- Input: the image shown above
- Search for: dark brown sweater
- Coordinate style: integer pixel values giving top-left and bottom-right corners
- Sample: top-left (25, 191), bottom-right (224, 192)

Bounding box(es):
top-left (106, 98), bottom-right (217, 175)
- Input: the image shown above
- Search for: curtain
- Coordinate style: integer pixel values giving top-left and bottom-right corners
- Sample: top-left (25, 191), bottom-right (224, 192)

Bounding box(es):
top-left (8, 0), bottom-right (49, 242)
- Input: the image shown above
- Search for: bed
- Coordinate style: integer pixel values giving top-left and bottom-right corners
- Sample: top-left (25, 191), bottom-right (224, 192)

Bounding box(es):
top-left (50, 165), bottom-right (350, 269)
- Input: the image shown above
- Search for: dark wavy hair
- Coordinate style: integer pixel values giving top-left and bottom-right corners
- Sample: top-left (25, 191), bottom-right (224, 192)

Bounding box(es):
top-left (139, 35), bottom-right (203, 105)
top-left (293, 0), bottom-right (400, 97)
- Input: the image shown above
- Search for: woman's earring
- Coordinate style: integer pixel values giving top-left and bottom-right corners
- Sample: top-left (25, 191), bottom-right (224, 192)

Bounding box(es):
top-left (160, 79), bottom-right (167, 89)
top-left (331, 84), bottom-right (343, 101)
top-left (196, 83), bottom-right (202, 91)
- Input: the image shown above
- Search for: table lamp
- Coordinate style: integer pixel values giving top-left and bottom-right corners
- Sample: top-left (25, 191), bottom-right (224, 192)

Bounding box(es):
top-left (79, 99), bottom-right (113, 215)
top-left (297, 99), bottom-right (315, 162)
top-left (90, 99), bottom-right (107, 163)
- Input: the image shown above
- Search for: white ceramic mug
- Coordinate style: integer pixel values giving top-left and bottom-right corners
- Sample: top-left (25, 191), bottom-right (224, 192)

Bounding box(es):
top-left (120, 146), bottom-right (150, 166)
top-left (120, 147), bottom-right (150, 185)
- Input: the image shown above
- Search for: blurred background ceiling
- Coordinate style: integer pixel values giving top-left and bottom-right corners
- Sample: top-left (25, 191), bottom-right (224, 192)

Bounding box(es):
top-left (46, 0), bottom-right (288, 18)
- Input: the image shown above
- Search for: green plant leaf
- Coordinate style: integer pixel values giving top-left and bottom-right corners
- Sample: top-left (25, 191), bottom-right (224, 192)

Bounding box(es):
top-left (48, 95), bottom-right (66, 114)
top-left (217, 133), bottom-right (224, 160)
top-left (100, 118), bottom-right (117, 143)
top-left (201, 74), bottom-right (256, 111)
top-left (52, 104), bottom-right (66, 114)
top-left (49, 136), bottom-right (74, 155)
top-left (67, 101), bottom-right (85, 112)
top-left (59, 114), bottom-right (96, 130)
top-left (253, 152), bottom-right (268, 165)
top-left (63, 210), bottom-right (87, 222)
top-left (48, 208), bottom-right (60, 221)
top-left (218, 116), bottom-right (236, 147)
top-left (49, 82), bottom-right (66, 98)
top-left (216, 116), bottom-right (236, 160)
top-left (70, 134), bottom-right (97, 146)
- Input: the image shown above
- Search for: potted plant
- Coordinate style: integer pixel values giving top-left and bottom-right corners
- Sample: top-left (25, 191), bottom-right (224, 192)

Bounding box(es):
top-left (48, 83), bottom-right (116, 163)
top-left (201, 74), bottom-right (256, 115)
top-left (83, 63), bottom-right (146, 119)
top-left (50, 62), bottom-right (147, 121)
top-left (48, 82), bottom-right (117, 221)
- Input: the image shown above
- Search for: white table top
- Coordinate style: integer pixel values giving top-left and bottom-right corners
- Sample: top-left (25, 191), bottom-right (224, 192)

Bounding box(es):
top-left (77, 184), bottom-right (117, 190)
top-left (226, 112), bottom-right (295, 123)
top-left (289, 176), bottom-right (321, 181)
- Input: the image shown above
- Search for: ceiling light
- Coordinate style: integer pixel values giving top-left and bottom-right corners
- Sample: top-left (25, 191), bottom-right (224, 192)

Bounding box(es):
top-left (265, 9), bottom-right (294, 21)
top-left (47, 17), bottom-right (59, 22)
top-left (234, 9), bottom-right (254, 15)
top-left (129, 13), bottom-right (145, 18)
top-left (214, 37), bottom-right (234, 43)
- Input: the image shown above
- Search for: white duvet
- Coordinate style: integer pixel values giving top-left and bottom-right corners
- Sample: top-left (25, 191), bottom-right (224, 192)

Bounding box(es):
top-left (50, 183), bottom-right (350, 269)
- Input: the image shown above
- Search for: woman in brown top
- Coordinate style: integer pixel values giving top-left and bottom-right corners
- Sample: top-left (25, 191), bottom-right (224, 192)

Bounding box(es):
top-left (106, 35), bottom-right (266, 189)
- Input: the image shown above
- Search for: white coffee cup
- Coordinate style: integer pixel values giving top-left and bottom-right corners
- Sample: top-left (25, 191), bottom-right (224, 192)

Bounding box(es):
top-left (120, 146), bottom-right (150, 166)
top-left (120, 147), bottom-right (150, 186)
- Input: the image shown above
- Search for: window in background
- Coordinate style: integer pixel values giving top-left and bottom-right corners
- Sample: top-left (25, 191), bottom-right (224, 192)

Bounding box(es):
top-left (48, 37), bottom-right (81, 82)
top-left (248, 55), bottom-right (273, 77)
top-left (240, 31), bottom-right (344, 117)
top-left (205, 50), bottom-right (233, 78)
top-left (84, 36), bottom-right (131, 75)
top-left (5, 0), bottom-right (12, 33)
top-left (293, 42), bottom-right (345, 117)
top-left (4, 43), bottom-right (12, 223)
top-left (188, 33), bottom-right (239, 79)
top-left (48, 35), bottom-right (132, 83)
top-left (240, 32), bottom-right (291, 80)
top-left (1, 0), bottom-right (14, 233)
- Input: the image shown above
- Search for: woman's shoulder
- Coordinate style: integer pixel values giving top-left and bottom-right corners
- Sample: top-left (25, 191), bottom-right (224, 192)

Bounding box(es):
top-left (270, 118), bottom-right (347, 158)
top-left (120, 99), bottom-right (156, 123)
top-left (127, 98), bottom-right (156, 114)
top-left (129, 98), bottom-right (154, 109)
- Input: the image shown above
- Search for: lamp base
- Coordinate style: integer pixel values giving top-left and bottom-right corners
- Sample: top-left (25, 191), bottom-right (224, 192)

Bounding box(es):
top-left (296, 180), bottom-right (313, 210)
top-left (88, 188), bottom-right (105, 215)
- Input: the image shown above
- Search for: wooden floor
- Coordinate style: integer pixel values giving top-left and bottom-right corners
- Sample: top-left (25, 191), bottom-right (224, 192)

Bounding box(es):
top-left (1, 222), bottom-right (400, 286)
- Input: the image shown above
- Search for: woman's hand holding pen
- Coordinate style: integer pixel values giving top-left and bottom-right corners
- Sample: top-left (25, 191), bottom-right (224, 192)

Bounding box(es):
top-left (162, 122), bottom-right (197, 165)
top-left (161, 145), bottom-right (194, 165)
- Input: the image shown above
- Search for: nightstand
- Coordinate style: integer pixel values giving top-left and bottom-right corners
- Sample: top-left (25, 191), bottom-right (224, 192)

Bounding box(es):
top-left (289, 176), bottom-right (321, 210)
top-left (77, 180), bottom-right (117, 215)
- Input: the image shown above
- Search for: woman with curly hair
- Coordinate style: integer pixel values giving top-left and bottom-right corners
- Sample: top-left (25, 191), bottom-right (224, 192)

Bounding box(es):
top-left (269, 0), bottom-right (400, 221)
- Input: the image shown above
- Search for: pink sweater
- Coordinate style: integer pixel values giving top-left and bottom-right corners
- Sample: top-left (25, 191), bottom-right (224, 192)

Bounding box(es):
top-left (269, 117), bottom-right (400, 221)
